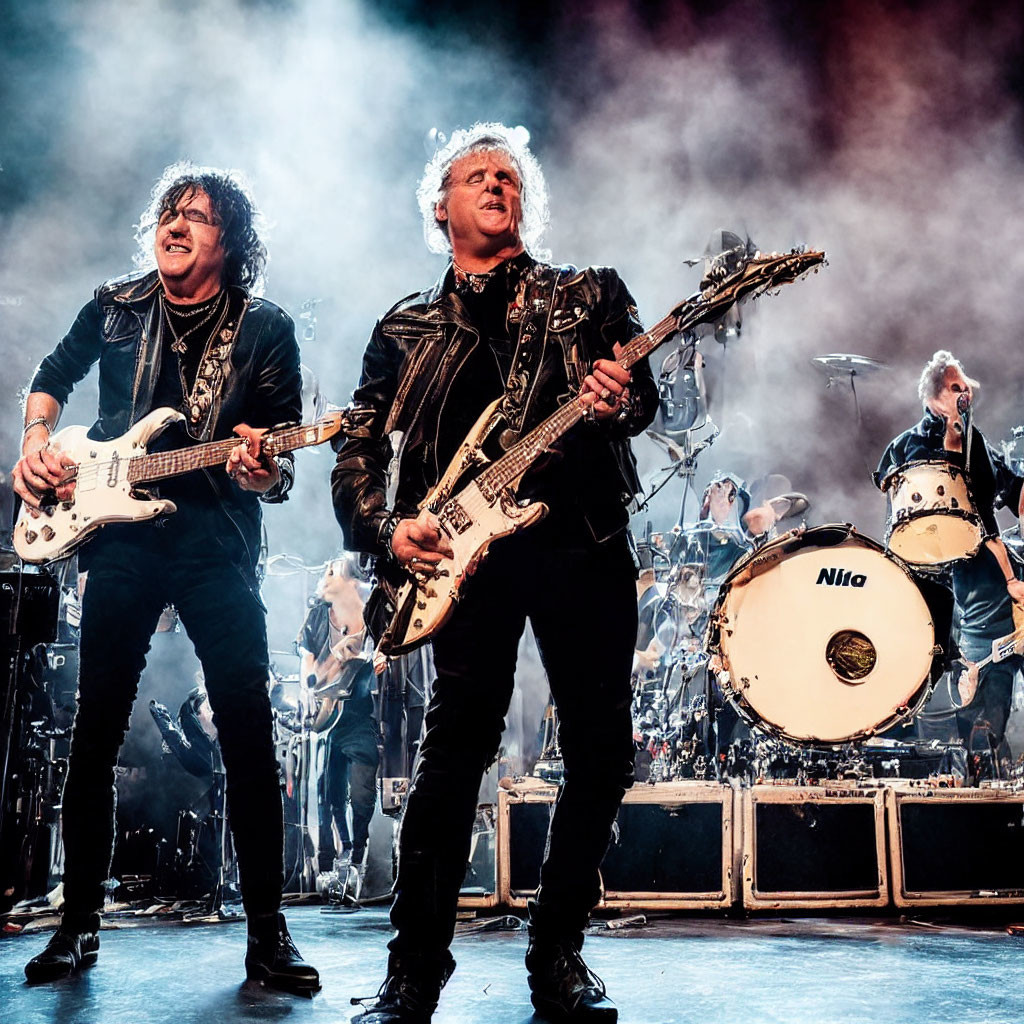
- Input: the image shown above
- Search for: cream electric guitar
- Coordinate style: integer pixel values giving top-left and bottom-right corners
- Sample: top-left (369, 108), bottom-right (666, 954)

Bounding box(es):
top-left (377, 246), bottom-right (827, 656)
top-left (14, 407), bottom-right (348, 564)
top-left (957, 603), bottom-right (1024, 705)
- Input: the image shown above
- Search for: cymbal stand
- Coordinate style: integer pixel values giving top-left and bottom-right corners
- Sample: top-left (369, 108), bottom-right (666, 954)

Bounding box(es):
top-left (296, 709), bottom-right (317, 892)
top-left (821, 366), bottom-right (865, 425)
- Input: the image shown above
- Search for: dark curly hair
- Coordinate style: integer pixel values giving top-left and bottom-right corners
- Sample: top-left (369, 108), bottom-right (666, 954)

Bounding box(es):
top-left (135, 162), bottom-right (268, 292)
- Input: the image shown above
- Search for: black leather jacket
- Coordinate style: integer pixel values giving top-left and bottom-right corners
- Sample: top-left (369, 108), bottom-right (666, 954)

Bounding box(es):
top-left (29, 269), bottom-right (302, 566)
top-left (331, 260), bottom-right (659, 560)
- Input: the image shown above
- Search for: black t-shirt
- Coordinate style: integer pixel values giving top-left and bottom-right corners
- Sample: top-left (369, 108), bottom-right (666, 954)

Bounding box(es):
top-left (149, 289), bottom-right (246, 511)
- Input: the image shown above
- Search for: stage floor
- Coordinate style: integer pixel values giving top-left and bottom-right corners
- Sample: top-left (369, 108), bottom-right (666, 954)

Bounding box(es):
top-left (1, 905), bottom-right (1022, 1023)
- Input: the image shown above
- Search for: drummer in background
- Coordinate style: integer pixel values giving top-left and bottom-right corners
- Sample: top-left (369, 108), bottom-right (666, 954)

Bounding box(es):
top-left (644, 473), bottom-right (776, 756)
top-left (874, 350), bottom-right (1024, 763)
top-left (296, 555), bottom-right (381, 903)
top-left (678, 473), bottom-right (776, 582)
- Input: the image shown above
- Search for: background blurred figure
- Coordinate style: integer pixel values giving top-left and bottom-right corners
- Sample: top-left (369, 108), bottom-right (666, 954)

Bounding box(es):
top-left (296, 556), bottom-right (380, 904)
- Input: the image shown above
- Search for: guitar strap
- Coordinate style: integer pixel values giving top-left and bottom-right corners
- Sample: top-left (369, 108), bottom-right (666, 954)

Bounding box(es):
top-left (155, 293), bottom-right (239, 441)
top-left (498, 264), bottom-right (568, 449)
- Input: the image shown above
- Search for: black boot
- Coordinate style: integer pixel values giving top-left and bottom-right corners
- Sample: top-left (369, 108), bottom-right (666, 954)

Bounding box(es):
top-left (24, 913), bottom-right (101, 983)
top-left (350, 952), bottom-right (455, 1023)
top-left (245, 912), bottom-right (320, 994)
top-left (525, 901), bottom-right (617, 1022)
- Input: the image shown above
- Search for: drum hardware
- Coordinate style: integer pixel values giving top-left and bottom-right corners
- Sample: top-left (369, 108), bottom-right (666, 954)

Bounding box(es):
top-left (641, 423), bottom-right (720, 525)
top-left (656, 338), bottom-right (709, 436)
top-left (764, 492), bottom-right (810, 522)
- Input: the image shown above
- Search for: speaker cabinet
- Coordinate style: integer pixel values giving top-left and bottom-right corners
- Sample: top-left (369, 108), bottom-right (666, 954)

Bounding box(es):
top-left (886, 785), bottom-right (1024, 907)
top-left (498, 780), bottom-right (735, 910)
top-left (742, 784), bottom-right (889, 909)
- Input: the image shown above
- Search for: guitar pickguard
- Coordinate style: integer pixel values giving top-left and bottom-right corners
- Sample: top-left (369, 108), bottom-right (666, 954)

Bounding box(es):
top-left (380, 479), bottom-right (548, 656)
top-left (13, 411), bottom-right (184, 563)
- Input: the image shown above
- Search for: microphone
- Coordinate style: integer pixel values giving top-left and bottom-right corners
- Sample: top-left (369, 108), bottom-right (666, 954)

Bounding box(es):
top-left (957, 393), bottom-right (971, 416)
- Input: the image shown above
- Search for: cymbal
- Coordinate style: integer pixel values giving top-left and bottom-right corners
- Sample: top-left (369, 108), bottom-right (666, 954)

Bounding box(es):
top-left (766, 492), bottom-right (810, 521)
top-left (811, 353), bottom-right (888, 377)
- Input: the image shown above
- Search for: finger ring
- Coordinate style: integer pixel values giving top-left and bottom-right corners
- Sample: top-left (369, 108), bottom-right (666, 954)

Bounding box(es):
top-left (600, 388), bottom-right (611, 401)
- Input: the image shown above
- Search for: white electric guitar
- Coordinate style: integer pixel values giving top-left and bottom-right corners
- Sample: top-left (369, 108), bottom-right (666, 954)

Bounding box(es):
top-left (957, 603), bottom-right (1024, 705)
top-left (376, 246), bottom-right (827, 656)
top-left (14, 406), bottom-right (348, 564)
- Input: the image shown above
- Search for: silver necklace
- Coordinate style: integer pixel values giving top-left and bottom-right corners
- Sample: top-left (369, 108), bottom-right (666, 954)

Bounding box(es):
top-left (161, 290), bottom-right (231, 425)
top-left (161, 290), bottom-right (226, 355)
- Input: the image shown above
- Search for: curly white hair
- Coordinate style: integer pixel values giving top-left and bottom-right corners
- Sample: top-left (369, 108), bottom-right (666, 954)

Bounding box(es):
top-left (918, 350), bottom-right (979, 409)
top-left (416, 122), bottom-right (550, 259)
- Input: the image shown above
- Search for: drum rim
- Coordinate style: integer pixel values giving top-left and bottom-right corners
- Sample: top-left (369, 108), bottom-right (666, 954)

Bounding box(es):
top-left (879, 457), bottom-right (972, 492)
top-left (884, 508), bottom-right (983, 567)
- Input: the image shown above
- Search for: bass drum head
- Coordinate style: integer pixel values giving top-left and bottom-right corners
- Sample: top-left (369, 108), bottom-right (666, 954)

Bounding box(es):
top-left (712, 525), bottom-right (935, 744)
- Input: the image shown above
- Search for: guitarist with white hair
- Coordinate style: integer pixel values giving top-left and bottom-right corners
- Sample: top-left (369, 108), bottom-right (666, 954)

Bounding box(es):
top-left (333, 124), bottom-right (659, 1024)
top-left (12, 164), bottom-right (319, 993)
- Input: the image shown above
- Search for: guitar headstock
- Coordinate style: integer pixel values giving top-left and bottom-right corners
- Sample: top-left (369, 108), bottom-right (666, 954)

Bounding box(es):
top-left (672, 245), bottom-right (827, 327)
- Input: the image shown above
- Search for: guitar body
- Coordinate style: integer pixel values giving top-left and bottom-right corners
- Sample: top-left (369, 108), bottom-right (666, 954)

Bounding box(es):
top-left (13, 406), bottom-right (349, 566)
top-left (381, 481), bottom-right (547, 656)
top-left (14, 408), bottom-right (185, 564)
top-left (379, 400), bottom-right (548, 656)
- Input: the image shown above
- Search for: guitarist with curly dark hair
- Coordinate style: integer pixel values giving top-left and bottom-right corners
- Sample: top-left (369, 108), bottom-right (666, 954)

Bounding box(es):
top-left (12, 163), bottom-right (319, 993)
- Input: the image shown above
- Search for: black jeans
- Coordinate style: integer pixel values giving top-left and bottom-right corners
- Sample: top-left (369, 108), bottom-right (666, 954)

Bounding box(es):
top-left (318, 731), bottom-right (379, 868)
top-left (388, 519), bottom-right (637, 965)
top-left (61, 516), bottom-right (283, 919)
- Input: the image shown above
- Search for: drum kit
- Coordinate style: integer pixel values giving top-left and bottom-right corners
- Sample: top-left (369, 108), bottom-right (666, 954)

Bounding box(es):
top-left (629, 351), bottom-right (1014, 784)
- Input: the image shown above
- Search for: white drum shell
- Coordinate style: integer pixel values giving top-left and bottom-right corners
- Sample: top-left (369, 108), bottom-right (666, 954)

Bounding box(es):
top-left (712, 529), bottom-right (936, 744)
top-left (885, 460), bottom-right (981, 566)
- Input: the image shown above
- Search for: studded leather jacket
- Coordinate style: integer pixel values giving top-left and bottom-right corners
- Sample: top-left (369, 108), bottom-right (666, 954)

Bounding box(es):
top-left (29, 269), bottom-right (302, 569)
top-left (331, 259), bottom-right (659, 562)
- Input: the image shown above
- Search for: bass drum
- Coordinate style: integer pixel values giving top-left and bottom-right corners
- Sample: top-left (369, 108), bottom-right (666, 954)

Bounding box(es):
top-left (707, 525), bottom-right (937, 744)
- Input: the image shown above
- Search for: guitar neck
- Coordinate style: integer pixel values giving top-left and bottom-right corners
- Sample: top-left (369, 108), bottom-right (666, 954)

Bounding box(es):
top-left (127, 422), bottom-right (328, 484)
top-left (472, 248), bottom-right (826, 500)
top-left (476, 306), bottom-right (692, 497)
top-left (615, 306), bottom-right (694, 372)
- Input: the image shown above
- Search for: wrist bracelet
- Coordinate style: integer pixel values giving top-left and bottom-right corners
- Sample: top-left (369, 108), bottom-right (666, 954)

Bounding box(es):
top-left (23, 416), bottom-right (51, 438)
